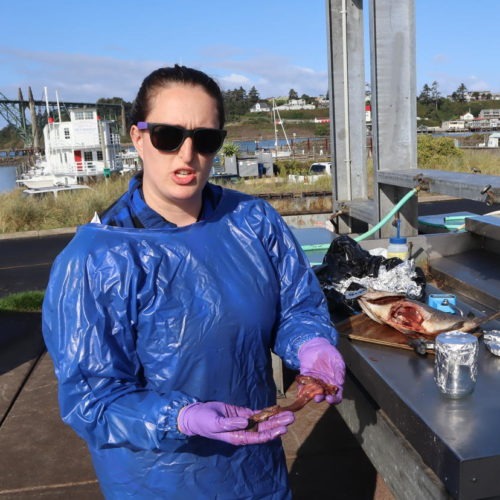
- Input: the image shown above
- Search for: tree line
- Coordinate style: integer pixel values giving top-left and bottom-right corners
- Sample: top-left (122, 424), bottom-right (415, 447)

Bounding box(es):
top-left (416, 81), bottom-right (500, 126)
top-left (96, 82), bottom-right (500, 129)
top-left (98, 87), bottom-right (318, 128)
top-left (2, 80), bottom-right (500, 149)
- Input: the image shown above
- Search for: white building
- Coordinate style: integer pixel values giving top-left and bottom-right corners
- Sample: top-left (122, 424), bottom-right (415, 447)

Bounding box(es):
top-left (276, 99), bottom-right (316, 111)
top-left (479, 109), bottom-right (500, 119)
top-left (460, 111), bottom-right (474, 121)
top-left (43, 108), bottom-right (122, 176)
top-left (487, 132), bottom-right (500, 147)
top-left (441, 120), bottom-right (466, 131)
top-left (249, 102), bottom-right (271, 113)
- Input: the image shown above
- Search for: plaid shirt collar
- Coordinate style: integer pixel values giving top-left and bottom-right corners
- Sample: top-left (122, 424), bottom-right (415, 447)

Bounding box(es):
top-left (128, 173), bottom-right (221, 229)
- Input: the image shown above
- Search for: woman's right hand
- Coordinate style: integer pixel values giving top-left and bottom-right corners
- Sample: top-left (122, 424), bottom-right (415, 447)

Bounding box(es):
top-left (177, 401), bottom-right (294, 445)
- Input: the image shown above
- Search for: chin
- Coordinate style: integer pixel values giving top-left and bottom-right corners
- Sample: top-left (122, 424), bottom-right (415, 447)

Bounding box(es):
top-left (168, 185), bottom-right (202, 201)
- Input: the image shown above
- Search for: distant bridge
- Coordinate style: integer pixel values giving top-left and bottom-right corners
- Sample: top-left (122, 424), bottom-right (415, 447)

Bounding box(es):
top-left (0, 87), bottom-right (126, 149)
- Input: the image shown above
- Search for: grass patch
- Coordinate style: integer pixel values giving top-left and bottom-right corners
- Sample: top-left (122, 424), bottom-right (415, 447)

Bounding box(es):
top-left (0, 290), bottom-right (45, 312)
top-left (0, 174), bottom-right (130, 234)
top-left (0, 147), bottom-right (497, 234)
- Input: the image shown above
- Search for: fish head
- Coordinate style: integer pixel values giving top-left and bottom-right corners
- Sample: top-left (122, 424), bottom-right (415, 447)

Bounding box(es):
top-left (357, 291), bottom-right (406, 325)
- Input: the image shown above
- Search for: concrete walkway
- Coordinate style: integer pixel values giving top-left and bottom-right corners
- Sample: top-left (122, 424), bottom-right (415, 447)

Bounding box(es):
top-left (0, 226), bottom-right (396, 499)
top-left (0, 313), bottom-right (393, 499)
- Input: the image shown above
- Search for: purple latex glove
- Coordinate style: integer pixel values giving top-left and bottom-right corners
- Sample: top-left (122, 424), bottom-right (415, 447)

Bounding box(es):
top-left (178, 401), bottom-right (295, 445)
top-left (298, 337), bottom-right (345, 404)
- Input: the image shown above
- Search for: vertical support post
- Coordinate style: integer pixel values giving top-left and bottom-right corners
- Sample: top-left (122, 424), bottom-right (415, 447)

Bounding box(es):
top-left (370, 0), bottom-right (418, 237)
top-left (17, 88), bottom-right (28, 146)
top-left (326, 0), bottom-right (367, 233)
top-left (121, 103), bottom-right (126, 136)
top-left (28, 87), bottom-right (40, 151)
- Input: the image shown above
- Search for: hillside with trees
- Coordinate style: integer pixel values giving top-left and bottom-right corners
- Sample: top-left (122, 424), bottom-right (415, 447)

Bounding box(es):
top-left (1, 81), bottom-right (500, 149)
top-left (417, 81), bottom-right (500, 126)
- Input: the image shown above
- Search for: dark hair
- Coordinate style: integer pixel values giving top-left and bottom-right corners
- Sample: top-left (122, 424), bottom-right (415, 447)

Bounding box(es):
top-left (131, 65), bottom-right (225, 129)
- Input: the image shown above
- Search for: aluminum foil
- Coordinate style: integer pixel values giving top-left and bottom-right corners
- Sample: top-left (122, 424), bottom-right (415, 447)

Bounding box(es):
top-left (434, 332), bottom-right (478, 398)
top-left (483, 330), bottom-right (500, 356)
top-left (326, 259), bottom-right (423, 298)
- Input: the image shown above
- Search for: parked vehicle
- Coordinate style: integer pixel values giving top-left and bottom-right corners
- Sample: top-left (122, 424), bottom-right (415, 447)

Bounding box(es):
top-left (308, 162), bottom-right (332, 176)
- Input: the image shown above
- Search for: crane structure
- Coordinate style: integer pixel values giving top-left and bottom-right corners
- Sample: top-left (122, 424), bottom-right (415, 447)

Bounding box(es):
top-left (0, 87), bottom-right (125, 150)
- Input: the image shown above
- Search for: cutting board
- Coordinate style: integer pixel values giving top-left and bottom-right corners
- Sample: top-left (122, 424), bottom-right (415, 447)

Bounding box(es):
top-left (336, 312), bottom-right (424, 352)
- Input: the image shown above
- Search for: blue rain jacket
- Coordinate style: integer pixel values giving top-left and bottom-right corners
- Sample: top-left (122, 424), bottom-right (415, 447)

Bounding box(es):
top-left (42, 187), bottom-right (338, 499)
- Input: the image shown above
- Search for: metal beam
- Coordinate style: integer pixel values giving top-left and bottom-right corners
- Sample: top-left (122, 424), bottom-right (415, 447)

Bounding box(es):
top-left (326, 0), bottom-right (368, 233)
top-left (0, 94), bottom-right (123, 148)
top-left (326, 0), bottom-right (418, 237)
top-left (370, 0), bottom-right (418, 237)
top-left (377, 169), bottom-right (500, 204)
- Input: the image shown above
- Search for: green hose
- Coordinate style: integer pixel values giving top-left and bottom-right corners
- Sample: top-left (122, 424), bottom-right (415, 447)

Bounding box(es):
top-left (301, 187), bottom-right (419, 252)
top-left (354, 187), bottom-right (418, 242)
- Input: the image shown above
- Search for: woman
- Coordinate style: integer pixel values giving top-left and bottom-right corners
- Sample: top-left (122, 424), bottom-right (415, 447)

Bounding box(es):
top-left (43, 65), bottom-right (345, 499)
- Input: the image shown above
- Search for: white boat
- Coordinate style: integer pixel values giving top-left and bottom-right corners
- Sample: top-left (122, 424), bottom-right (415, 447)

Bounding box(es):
top-left (23, 184), bottom-right (92, 197)
top-left (17, 97), bottom-right (123, 188)
top-left (16, 157), bottom-right (79, 189)
top-left (118, 149), bottom-right (141, 173)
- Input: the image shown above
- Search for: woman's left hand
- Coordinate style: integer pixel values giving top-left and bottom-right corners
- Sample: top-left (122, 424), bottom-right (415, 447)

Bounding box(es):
top-left (177, 401), bottom-right (295, 445)
top-left (297, 337), bottom-right (345, 405)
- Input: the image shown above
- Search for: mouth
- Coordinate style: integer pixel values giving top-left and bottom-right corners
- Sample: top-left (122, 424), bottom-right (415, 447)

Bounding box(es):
top-left (172, 168), bottom-right (197, 185)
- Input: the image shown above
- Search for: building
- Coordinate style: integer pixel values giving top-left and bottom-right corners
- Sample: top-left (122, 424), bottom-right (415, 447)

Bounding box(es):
top-left (460, 111), bottom-right (474, 121)
top-left (466, 90), bottom-right (493, 101)
top-left (441, 119), bottom-right (466, 131)
top-left (487, 132), bottom-right (500, 147)
top-left (479, 109), bottom-right (500, 119)
top-left (249, 102), bottom-right (271, 113)
top-left (467, 117), bottom-right (500, 131)
top-left (275, 99), bottom-right (316, 111)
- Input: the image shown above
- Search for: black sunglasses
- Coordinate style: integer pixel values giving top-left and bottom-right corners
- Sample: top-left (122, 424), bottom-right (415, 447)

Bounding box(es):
top-left (137, 122), bottom-right (227, 155)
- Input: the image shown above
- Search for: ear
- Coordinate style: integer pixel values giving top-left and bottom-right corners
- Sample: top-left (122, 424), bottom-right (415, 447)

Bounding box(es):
top-left (130, 125), bottom-right (144, 159)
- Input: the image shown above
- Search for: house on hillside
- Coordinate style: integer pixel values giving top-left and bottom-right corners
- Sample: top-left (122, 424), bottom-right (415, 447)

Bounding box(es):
top-left (249, 102), bottom-right (271, 113)
top-left (275, 99), bottom-right (315, 111)
top-left (315, 95), bottom-right (330, 108)
top-left (441, 119), bottom-right (466, 132)
top-left (460, 111), bottom-right (474, 121)
top-left (479, 109), bottom-right (500, 120)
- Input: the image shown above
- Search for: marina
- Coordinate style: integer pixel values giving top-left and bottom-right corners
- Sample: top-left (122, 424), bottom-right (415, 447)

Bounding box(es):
top-left (1, 1), bottom-right (500, 498)
top-left (16, 104), bottom-right (124, 190)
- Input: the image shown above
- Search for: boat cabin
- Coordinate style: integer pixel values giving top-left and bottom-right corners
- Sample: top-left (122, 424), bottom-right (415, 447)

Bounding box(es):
top-left (42, 108), bottom-right (122, 178)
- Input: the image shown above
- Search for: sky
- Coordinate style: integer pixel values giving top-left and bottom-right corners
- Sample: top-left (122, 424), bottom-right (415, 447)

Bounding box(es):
top-left (1, 0), bottom-right (499, 118)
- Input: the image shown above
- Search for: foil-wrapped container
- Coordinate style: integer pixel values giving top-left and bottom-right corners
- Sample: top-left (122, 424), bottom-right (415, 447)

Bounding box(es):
top-left (483, 330), bottom-right (500, 356)
top-left (434, 332), bottom-right (478, 398)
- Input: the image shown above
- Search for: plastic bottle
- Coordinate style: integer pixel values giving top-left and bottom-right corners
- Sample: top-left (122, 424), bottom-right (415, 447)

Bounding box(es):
top-left (387, 236), bottom-right (409, 260)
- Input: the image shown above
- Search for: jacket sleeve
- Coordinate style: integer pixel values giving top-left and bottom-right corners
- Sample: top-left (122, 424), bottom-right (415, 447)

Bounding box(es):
top-left (260, 204), bottom-right (338, 369)
top-left (42, 240), bottom-right (197, 452)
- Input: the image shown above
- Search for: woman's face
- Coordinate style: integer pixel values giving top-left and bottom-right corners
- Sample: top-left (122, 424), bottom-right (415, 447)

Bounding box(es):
top-left (130, 84), bottom-right (220, 221)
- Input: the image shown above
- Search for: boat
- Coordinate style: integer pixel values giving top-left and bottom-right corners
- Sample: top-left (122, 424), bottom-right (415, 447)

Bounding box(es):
top-left (16, 155), bottom-right (78, 189)
top-left (118, 149), bottom-right (141, 173)
top-left (22, 184), bottom-right (92, 197)
top-left (17, 94), bottom-right (124, 188)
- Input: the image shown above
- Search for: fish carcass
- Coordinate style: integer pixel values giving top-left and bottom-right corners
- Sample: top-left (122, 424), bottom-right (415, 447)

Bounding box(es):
top-left (357, 291), bottom-right (500, 337)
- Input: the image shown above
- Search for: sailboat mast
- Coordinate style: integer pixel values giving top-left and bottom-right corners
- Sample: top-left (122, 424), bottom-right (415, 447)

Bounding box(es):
top-left (272, 99), bottom-right (278, 152)
top-left (272, 99), bottom-right (291, 154)
top-left (44, 87), bottom-right (50, 121)
top-left (55, 90), bottom-right (62, 122)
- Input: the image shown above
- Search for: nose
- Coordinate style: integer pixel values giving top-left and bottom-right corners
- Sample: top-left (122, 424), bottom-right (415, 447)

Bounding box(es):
top-left (178, 136), bottom-right (195, 162)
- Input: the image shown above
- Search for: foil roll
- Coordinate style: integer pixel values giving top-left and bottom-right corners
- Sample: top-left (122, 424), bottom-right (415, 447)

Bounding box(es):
top-left (434, 332), bottom-right (478, 398)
